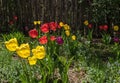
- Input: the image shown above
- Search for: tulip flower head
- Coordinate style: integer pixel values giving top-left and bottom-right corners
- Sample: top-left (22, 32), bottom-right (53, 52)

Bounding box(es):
top-left (65, 30), bottom-right (70, 36)
top-left (59, 22), bottom-right (64, 27)
top-left (84, 20), bottom-right (89, 26)
top-left (28, 56), bottom-right (37, 65)
top-left (103, 25), bottom-right (108, 31)
top-left (113, 37), bottom-right (119, 43)
top-left (63, 24), bottom-right (70, 30)
top-left (49, 22), bottom-right (58, 31)
top-left (56, 37), bottom-right (64, 45)
top-left (113, 25), bottom-right (119, 31)
top-left (71, 35), bottom-right (76, 40)
top-left (16, 43), bottom-right (30, 58)
top-left (5, 38), bottom-right (18, 51)
top-left (50, 36), bottom-right (56, 41)
top-left (32, 46), bottom-right (46, 59)
top-left (29, 29), bottom-right (38, 38)
top-left (40, 23), bottom-right (49, 33)
top-left (39, 36), bottom-right (48, 44)
top-left (88, 24), bottom-right (92, 28)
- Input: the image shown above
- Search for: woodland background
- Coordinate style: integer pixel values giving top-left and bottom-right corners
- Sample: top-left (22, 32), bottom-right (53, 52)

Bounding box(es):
top-left (0, 0), bottom-right (120, 36)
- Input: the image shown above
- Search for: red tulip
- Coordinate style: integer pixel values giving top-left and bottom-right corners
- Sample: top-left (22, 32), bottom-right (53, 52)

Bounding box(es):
top-left (88, 24), bottom-right (92, 28)
top-left (29, 29), bottom-right (38, 38)
top-left (49, 22), bottom-right (58, 31)
top-left (57, 25), bottom-right (61, 29)
top-left (99, 25), bottom-right (103, 30)
top-left (50, 36), bottom-right (56, 41)
top-left (39, 36), bottom-right (48, 44)
top-left (103, 25), bottom-right (108, 31)
top-left (40, 23), bottom-right (49, 33)
top-left (13, 16), bottom-right (18, 20)
top-left (9, 20), bottom-right (14, 25)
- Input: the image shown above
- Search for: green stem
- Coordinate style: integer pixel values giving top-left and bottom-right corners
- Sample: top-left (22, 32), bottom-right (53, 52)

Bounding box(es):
top-left (20, 59), bottom-right (31, 83)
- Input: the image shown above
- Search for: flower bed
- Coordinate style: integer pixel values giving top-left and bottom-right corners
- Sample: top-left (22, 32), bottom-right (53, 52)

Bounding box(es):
top-left (0, 21), bottom-right (120, 83)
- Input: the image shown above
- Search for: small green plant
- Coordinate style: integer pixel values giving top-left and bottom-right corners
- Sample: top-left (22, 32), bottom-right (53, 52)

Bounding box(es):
top-left (87, 29), bottom-right (93, 41)
top-left (58, 56), bottom-right (74, 83)
top-left (101, 33), bottom-right (111, 45)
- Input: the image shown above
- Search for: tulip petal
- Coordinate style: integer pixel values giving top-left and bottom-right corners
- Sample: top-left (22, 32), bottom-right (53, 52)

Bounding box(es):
top-left (16, 43), bottom-right (30, 58)
top-left (5, 38), bottom-right (18, 51)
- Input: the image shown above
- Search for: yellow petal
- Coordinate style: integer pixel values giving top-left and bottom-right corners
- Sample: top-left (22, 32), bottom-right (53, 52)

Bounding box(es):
top-left (28, 56), bottom-right (37, 65)
top-left (63, 24), bottom-right (70, 30)
top-left (32, 46), bottom-right (46, 59)
top-left (65, 30), bottom-right (70, 36)
top-left (34, 21), bottom-right (37, 25)
top-left (37, 21), bottom-right (41, 25)
top-left (84, 20), bottom-right (89, 26)
top-left (72, 35), bottom-right (76, 40)
top-left (5, 38), bottom-right (18, 51)
top-left (113, 25), bottom-right (119, 31)
top-left (59, 22), bottom-right (64, 27)
top-left (16, 43), bottom-right (30, 58)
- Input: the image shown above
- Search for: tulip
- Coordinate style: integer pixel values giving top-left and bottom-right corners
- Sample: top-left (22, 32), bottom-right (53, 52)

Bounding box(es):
top-left (28, 28), bottom-right (38, 38)
top-left (84, 20), bottom-right (89, 26)
top-left (28, 56), bottom-right (37, 65)
top-left (5, 38), bottom-right (18, 51)
top-left (16, 43), bottom-right (30, 58)
top-left (103, 25), bottom-right (108, 31)
top-left (63, 24), bottom-right (70, 30)
top-left (88, 24), bottom-right (92, 28)
top-left (40, 23), bottom-right (49, 33)
top-left (113, 37), bottom-right (119, 43)
top-left (113, 25), bottom-right (119, 31)
top-left (34, 21), bottom-right (37, 25)
top-left (99, 25), bottom-right (104, 30)
top-left (56, 37), bottom-right (64, 45)
top-left (71, 35), bottom-right (76, 40)
top-left (9, 20), bottom-right (14, 25)
top-left (49, 22), bottom-right (58, 31)
top-left (13, 16), bottom-right (18, 20)
top-left (65, 30), bottom-right (70, 36)
top-left (39, 36), bottom-right (48, 44)
top-left (37, 21), bottom-right (41, 25)
top-left (50, 36), bottom-right (56, 41)
top-left (59, 22), bottom-right (64, 27)
top-left (32, 46), bottom-right (46, 59)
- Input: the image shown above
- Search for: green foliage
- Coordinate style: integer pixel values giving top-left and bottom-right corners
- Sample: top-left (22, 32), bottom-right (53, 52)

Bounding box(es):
top-left (76, 41), bottom-right (120, 83)
top-left (0, 37), bottom-right (120, 82)
top-left (101, 33), bottom-right (111, 45)
top-left (58, 56), bottom-right (74, 83)
top-left (1, 31), bottom-right (25, 44)
top-left (87, 29), bottom-right (93, 41)
top-left (0, 29), bottom-right (120, 83)
top-left (0, 45), bottom-right (21, 83)
top-left (86, 0), bottom-right (120, 24)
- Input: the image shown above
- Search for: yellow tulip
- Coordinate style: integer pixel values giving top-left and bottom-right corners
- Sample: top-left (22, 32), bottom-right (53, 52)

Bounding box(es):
top-left (113, 25), bottom-right (119, 31)
top-left (37, 21), bottom-right (41, 25)
top-left (32, 46), bottom-right (46, 59)
top-left (28, 56), bottom-right (37, 65)
top-left (65, 30), bottom-right (70, 36)
top-left (34, 21), bottom-right (37, 25)
top-left (59, 22), bottom-right (64, 27)
top-left (16, 43), bottom-right (30, 58)
top-left (72, 35), bottom-right (76, 40)
top-left (84, 20), bottom-right (89, 26)
top-left (63, 24), bottom-right (70, 30)
top-left (5, 38), bottom-right (18, 51)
